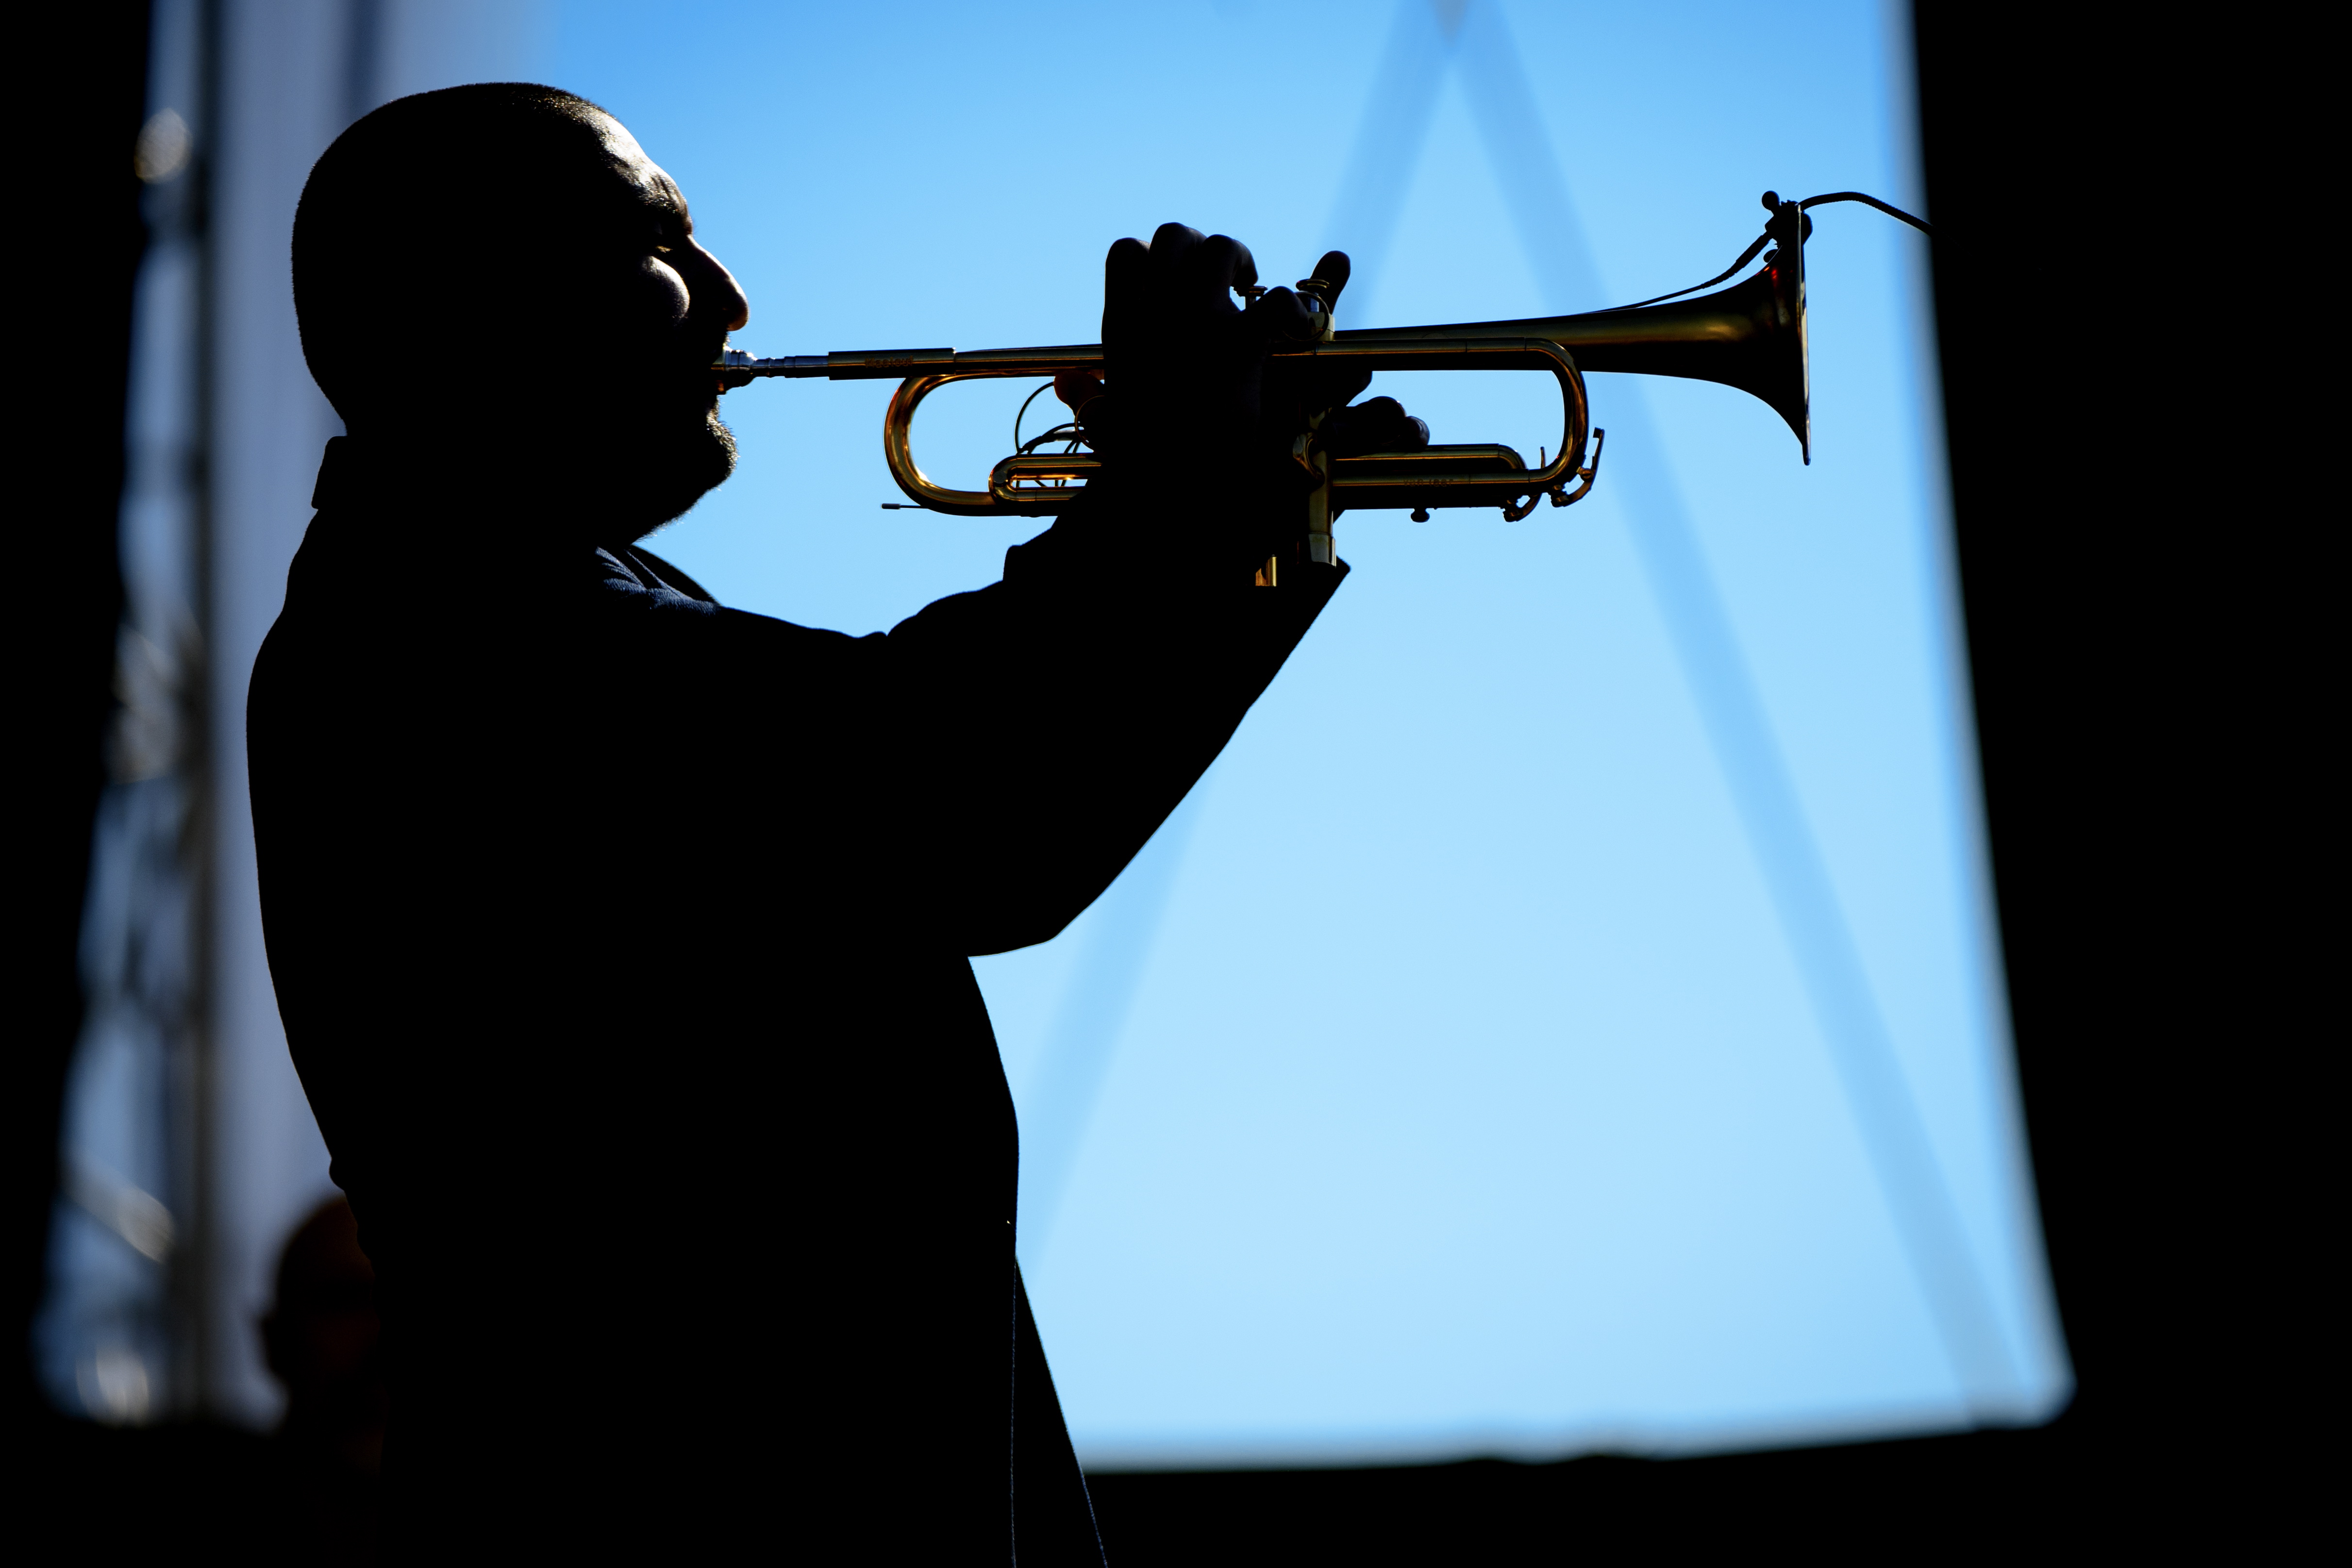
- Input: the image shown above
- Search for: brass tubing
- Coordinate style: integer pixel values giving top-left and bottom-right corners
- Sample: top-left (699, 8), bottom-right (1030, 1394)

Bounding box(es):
top-left (723, 346), bottom-right (1104, 382)
top-left (866, 337), bottom-right (1590, 519)
top-left (882, 370), bottom-right (1032, 515)
top-left (1315, 337), bottom-right (1587, 517)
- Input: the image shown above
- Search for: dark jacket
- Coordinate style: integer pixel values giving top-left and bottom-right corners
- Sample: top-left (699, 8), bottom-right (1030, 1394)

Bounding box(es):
top-left (247, 464), bottom-right (1342, 1560)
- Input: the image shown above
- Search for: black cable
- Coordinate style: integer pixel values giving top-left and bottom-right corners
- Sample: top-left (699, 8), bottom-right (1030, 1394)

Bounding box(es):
top-left (1019, 425), bottom-right (1088, 455)
top-left (1798, 190), bottom-right (1933, 234)
top-left (1605, 189), bottom-right (1932, 313)
top-left (1012, 379), bottom-right (1056, 453)
top-left (1612, 232), bottom-right (1774, 311)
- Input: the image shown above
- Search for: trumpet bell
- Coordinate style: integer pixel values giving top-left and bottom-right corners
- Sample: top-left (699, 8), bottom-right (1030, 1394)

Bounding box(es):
top-left (1356, 238), bottom-right (1810, 462)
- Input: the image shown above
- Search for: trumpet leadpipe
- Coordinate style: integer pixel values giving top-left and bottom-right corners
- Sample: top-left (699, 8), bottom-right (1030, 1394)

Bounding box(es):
top-left (719, 345), bottom-right (1102, 383)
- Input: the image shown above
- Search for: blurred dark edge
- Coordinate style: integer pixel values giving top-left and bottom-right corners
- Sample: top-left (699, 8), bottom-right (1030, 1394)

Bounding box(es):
top-left (12, 0), bottom-right (148, 1422)
top-left (10, 0), bottom-right (252, 1558)
top-left (9, 0), bottom-right (2279, 1559)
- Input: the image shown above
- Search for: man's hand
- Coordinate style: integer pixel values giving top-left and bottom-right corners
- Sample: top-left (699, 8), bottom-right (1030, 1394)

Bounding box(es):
top-left (1054, 224), bottom-right (1426, 573)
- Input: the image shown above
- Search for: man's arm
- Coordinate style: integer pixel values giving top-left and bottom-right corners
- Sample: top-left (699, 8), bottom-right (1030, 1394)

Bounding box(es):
top-left (873, 504), bottom-right (1345, 955)
top-left (648, 496), bottom-right (1341, 957)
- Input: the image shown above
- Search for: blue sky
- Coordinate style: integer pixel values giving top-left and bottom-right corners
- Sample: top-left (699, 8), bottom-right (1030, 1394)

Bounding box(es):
top-left (536, 0), bottom-right (2068, 1464)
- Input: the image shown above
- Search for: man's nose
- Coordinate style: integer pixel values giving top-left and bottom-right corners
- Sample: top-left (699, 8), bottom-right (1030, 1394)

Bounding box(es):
top-left (693, 244), bottom-right (750, 332)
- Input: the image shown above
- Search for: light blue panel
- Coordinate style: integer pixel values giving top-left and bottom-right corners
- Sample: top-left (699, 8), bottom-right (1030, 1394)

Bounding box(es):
top-left (538, 0), bottom-right (2067, 1464)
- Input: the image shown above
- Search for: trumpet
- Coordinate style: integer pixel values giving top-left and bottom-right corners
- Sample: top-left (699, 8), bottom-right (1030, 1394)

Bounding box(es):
top-left (715, 192), bottom-right (1926, 564)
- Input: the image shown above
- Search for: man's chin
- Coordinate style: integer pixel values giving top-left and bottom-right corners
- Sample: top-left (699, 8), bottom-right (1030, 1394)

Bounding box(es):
top-left (566, 413), bottom-right (737, 539)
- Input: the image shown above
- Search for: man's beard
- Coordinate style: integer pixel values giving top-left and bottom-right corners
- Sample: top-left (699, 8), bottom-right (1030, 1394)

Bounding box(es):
top-left (617, 402), bottom-right (737, 538)
top-left (551, 391), bottom-right (739, 540)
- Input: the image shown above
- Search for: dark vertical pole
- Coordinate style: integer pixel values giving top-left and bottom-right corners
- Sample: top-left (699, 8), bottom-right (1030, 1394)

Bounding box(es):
top-left (9, 0), bottom-right (155, 1428)
top-left (179, 0), bottom-right (224, 1418)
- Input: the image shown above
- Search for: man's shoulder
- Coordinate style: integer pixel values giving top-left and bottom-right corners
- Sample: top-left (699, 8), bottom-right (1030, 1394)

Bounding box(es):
top-left (615, 544), bottom-right (715, 603)
top-left (264, 511), bottom-right (886, 698)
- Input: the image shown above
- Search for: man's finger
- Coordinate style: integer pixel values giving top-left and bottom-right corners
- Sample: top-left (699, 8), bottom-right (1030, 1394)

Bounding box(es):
top-left (1302, 250), bottom-right (1353, 311)
top-left (1176, 233), bottom-right (1255, 315)
top-left (1106, 235), bottom-right (1151, 282)
top-left (1146, 222), bottom-right (1207, 295)
top-left (1103, 235), bottom-right (1151, 341)
top-left (1321, 395), bottom-right (1431, 457)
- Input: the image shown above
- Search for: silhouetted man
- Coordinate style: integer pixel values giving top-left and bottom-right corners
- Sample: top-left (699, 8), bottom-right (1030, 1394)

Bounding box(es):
top-left (250, 83), bottom-right (1418, 1560)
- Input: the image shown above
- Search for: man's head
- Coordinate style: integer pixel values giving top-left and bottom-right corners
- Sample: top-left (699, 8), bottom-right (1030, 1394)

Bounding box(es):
top-left (294, 84), bottom-right (750, 537)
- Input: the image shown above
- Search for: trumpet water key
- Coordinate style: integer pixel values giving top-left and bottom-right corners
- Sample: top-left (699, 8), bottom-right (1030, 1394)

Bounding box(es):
top-left (715, 192), bottom-right (1929, 562)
